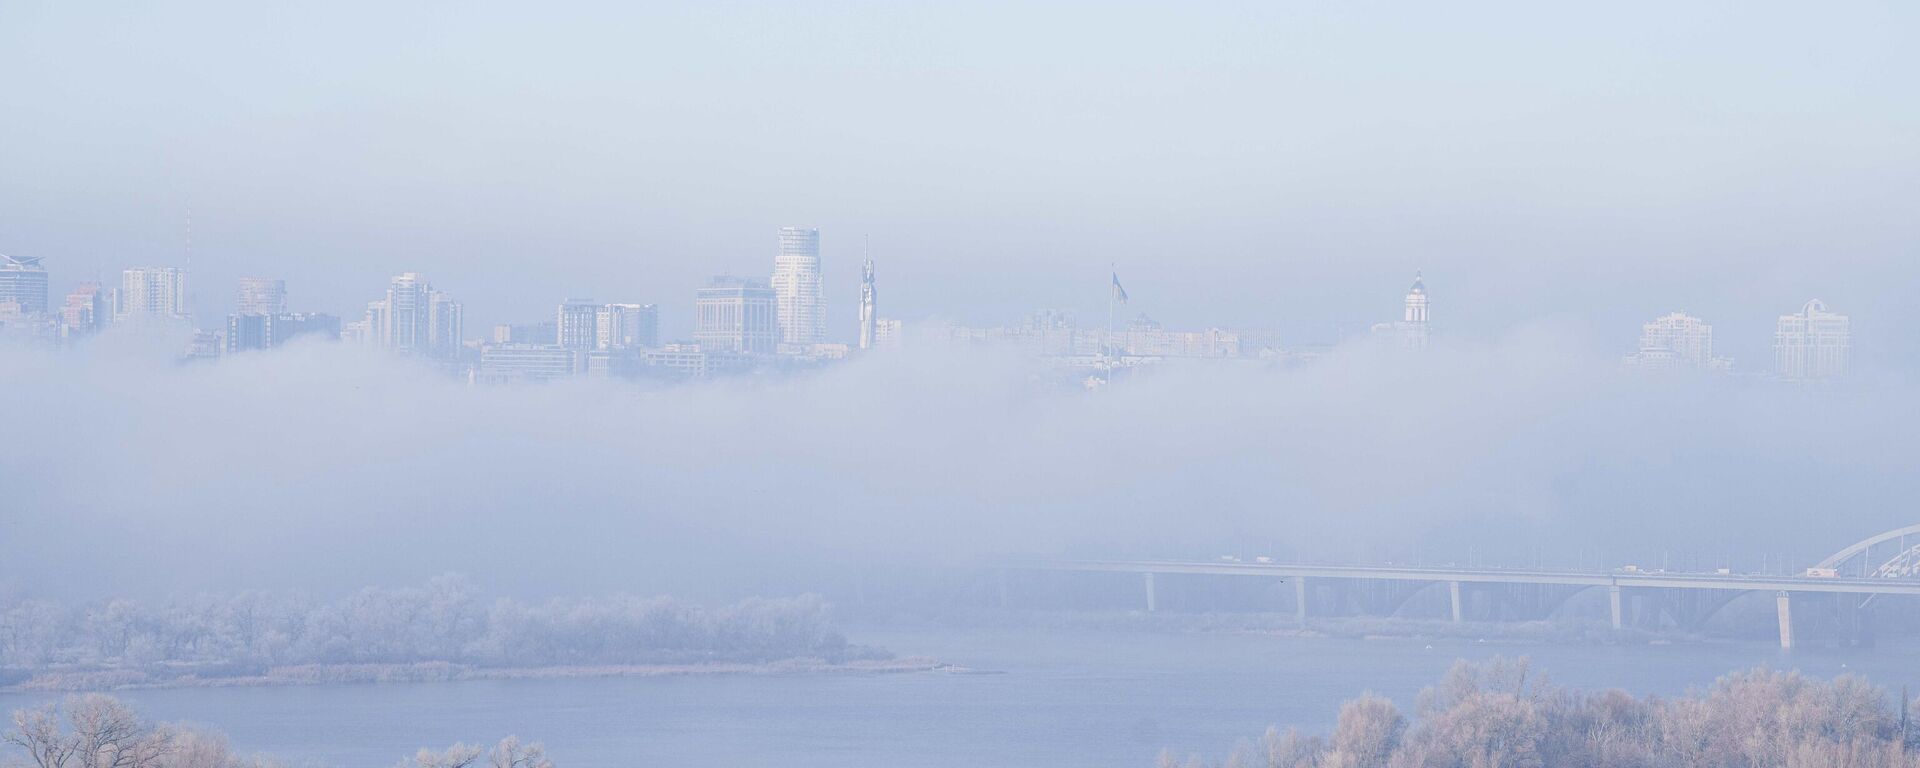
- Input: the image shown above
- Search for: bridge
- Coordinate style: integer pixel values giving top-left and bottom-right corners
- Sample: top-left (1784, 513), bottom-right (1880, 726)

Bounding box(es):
top-left (1004, 524), bottom-right (1920, 650)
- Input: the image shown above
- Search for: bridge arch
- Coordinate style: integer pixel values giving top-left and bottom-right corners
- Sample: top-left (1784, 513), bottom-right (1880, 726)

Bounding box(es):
top-left (1816, 524), bottom-right (1920, 577)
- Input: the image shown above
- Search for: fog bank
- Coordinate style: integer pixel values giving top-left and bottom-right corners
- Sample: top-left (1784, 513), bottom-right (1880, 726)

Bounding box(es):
top-left (3, 331), bottom-right (1914, 601)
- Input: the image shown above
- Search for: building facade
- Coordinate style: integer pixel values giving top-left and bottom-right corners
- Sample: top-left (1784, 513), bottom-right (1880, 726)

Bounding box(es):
top-left (597, 303), bottom-right (659, 350)
top-left (61, 282), bottom-right (106, 339)
top-left (363, 273), bottom-right (461, 358)
top-left (1629, 312), bottom-right (1727, 370)
top-left (771, 226), bottom-right (824, 346)
top-left (695, 276), bottom-right (778, 354)
top-left (226, 312), bottom-right (342, 353)
top-left (0, 255), bottom-right (49, 315)
top-left (236, 277), bottom-right (287, 316)
top-left (1774, 299), bottom-right (1850, 380)
top-left (117, 267), bottom-right (189, 323)
top-left (477, 344), bottom-right (582, 383)
top-left (556, 299), bottom-right (599, 350)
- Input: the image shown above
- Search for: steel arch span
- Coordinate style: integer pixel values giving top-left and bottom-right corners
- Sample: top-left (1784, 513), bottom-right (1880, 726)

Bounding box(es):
top-left (1816, 524), bottom-right (1920, 578)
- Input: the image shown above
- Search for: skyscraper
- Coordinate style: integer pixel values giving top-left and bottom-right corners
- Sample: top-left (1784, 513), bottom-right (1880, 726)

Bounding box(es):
top-left (117, 267), bottom-right (189, 323)
top-left (428, 290), bottom-right (463, 358)
top-left (556, 299), bottom-right (599, 350)
top-left (771, 226), bottom-right (824, 346)
top-left (1774, 299), bottom-right (1850, 380)
top-left (366, 273), bottom-right (460, 358)
top-left (383, 272), bottom-right (431, 353)
top-left (695, 276), bottom-right (778, 354)
top-left (0, 255), bottom-right (49, 315)
top-left (236, 277), bottom-right (288, 315)
top-left (859, 257), bottom-right (877, 350)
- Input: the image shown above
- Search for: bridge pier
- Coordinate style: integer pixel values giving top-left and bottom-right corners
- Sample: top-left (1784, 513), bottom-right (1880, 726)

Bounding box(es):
top-left (1143, 572), bottom-right (1158, 612)
top-left (1776, 591), bottom-right (1794, 650)
top-left (1295, 577), bottom-right (1308, 622)
top-left (1449, 581), bottom-right (1463, 622)
top-left (1608, 585), bottom-right (1623, 630)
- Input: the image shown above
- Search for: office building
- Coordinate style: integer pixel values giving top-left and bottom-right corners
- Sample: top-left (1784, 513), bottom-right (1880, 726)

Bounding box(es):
top-left (557, 299), bottom-right (599, 350)
top-left (0, 255), bottom-right (49, 315)
top-left (597, 303), bottom-right (659, 350)
top-left (695, 276), bottom-right (778, 353)
top-left (771, 226), bottom-right (824, 346)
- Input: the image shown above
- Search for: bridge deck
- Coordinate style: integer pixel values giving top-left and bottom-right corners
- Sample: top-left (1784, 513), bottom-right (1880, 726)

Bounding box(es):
top-left (1014, 559), bottom-right (1920, 596)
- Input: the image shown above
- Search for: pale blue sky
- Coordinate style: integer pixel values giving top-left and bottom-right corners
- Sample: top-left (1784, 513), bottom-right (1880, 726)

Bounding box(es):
top-left (1, 1), bottom-right (1915, 367)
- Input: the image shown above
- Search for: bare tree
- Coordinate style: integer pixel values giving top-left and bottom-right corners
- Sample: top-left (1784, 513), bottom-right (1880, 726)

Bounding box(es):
top-left (1324, 694), bottom-right (1402, 768)
top-left (488, 737), bottom-right (553, 768)
top-left (402, 744), bottom-right (484, 768)
top-left (5, 695), bottom-right (173, 768)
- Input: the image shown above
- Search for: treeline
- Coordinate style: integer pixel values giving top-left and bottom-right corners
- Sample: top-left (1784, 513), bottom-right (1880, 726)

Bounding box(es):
top-left (0, 575), bottom-right (877, 682)
top-left (1177, 658), bottom-right (1920, 768)
top-left (5, 693), bottom-right (551, 768)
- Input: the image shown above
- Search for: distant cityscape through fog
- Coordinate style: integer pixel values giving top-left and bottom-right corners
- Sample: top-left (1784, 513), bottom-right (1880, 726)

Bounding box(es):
top-left (0, 242), bottom-right (1857, 386)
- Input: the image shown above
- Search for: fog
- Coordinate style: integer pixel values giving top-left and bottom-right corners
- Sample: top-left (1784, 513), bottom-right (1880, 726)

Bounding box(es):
top-left (3, 327), bottom-right (1913, 603)
top-left (3, 2), bottom-right (1918, 366)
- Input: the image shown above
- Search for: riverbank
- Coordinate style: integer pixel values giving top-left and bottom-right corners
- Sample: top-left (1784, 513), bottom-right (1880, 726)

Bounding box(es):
top-left (2, 656), bottom-right (944, 693)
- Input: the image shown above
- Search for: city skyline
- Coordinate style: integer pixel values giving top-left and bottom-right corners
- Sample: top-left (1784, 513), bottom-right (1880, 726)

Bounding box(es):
top-left (0, 239), bottom-right (1873, 383)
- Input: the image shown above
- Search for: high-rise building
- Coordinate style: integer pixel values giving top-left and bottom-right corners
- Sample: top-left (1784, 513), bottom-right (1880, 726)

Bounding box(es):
top-left (1629, 312), bottom-right (1728, 370)
top-left (235, 277), bottom-right (287, 316)
top-left (858, 257), bottom-right (877, 350)
top-left (771, 226), bottom-right (824, 346)
top-left (557, 299), bottom-right (599, 350)
top-left (226, 313), bottom-right (271, 353)
top-left (695, 276), bottom-right (778, 354)
top-left (61, 282), bottom-right (106, 339)
top-left (1774, 299), bottom-right (1850, 380)
top-left (366, 273), bottom-right (460, 358)
top-left (0, 255), bottom-right (49, 315)
top-left (117, 267), bottom-right (189, 323)
top-left (428, 290), bottom-right (463, 358)
top-left (383, 272), bottom-right (430, 353)
top-left (597, 303), bottom-right (659, 350)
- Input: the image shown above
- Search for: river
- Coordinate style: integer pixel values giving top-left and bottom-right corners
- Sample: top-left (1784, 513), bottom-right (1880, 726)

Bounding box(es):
top-left (3, 625), bottom-right (1916, 767)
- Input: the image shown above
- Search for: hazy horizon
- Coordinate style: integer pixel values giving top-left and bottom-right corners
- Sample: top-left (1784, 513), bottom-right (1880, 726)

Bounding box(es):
top-left (3, 2), bottom-right (1916, 369)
